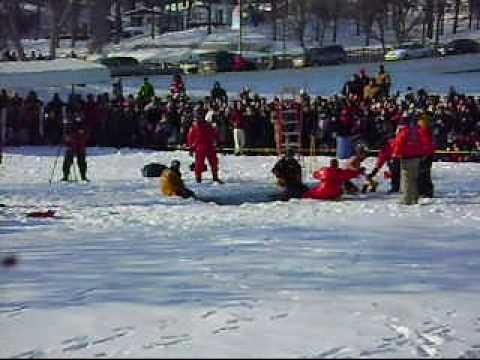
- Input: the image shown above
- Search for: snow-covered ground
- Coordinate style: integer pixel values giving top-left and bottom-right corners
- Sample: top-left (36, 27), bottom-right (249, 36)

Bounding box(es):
top-left (1, 147), bottom-right (480, 358)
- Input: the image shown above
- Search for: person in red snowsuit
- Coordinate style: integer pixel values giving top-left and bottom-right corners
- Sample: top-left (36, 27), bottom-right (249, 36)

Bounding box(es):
top-left (62, 120), bottom-right (89, 181)
top-left (187, 117), bottom-right (223, 184)
top-left (303, 158), bottom-right (362, 200)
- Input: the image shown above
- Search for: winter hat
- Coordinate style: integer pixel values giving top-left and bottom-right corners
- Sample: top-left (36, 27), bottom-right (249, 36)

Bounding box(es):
top-left (330, 158), bottom-right (339, 168)
top-left (170, 160), bottom-right (181, 171)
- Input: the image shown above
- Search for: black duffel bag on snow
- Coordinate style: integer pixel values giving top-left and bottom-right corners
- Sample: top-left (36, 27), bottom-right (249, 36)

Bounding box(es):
top-left (142, 163), bottom-right (167, 178)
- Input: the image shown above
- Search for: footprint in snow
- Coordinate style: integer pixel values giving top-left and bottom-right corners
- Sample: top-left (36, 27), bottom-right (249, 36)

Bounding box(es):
top-left (313, 346), bottom-right (352, 359)
top-left (11, 349), bottom-right (46, 359)
top-left (142, 334), bottom-right (191, 349)
top-left (270, 313), bottom-right (289, 320)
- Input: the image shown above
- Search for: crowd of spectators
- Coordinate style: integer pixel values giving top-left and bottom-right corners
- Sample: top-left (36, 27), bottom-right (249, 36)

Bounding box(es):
top-left (1, 67), bottom-right (480, 162)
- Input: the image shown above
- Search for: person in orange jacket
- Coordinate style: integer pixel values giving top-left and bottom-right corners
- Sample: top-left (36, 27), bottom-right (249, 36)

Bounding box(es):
top-left (160, 160), bottom-right (195, 199)
top-left (303, 158), bottom-right (362, 200)
top-left (187, 116), bottom-right (223, 184)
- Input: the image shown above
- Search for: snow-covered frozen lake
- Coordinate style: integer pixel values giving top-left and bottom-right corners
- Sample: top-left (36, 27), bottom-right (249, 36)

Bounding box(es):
top-left (119, 53), bottom-right (480, 98)
top-left (1, 147), bottom-right (480, 358)
top-left (13, 53), bottom-right (480, 102)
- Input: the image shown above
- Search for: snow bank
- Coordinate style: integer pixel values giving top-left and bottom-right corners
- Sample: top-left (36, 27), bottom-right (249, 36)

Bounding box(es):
top-left (0, 59), bottom-right (111, 88)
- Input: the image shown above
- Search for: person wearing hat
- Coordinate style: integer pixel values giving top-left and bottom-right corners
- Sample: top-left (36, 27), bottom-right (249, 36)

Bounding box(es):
top-left (210, 81), bottom-right (228, 104)
top-left (417, 112), bottom-right (435, 198)
top-left (376, 65), bottom-right (392, 98)
top-left (303, 158), bottom-right (362, 201)
top-left (160, 160), bottom-right (195, 198)
top-left (271, 148), bottom-right (309, 200)
top-left (187, 114), bottom-right (224, 184)
top-left (169, 73), bottom-right (186, 101)
top-left (138, 77), bottom-right (155, 105)
top-left (61, 118), bottom-right (89, 182)
top-left (392, 114), bottom-right (427, 205)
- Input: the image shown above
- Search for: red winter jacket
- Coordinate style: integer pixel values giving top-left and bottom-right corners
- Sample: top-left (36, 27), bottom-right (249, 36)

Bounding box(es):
top-left (303, 167), bottom-right (361, 200)
top-left (65, 130), bottom-right (88, 153)
top-left (83, 102), bottom-right (101, 130)
top-left (170, 80), bottom-right (185, 96)
top-left (419, 126), bottom-right (435, 156)
top-left (392, 125), bottom-right (426, 159)
top-left (187, 120), bottom-right (220, 152)
top-left (375, 139), bottom-right (395, 169)
top-left (230, 109), bottom-right (245, 129)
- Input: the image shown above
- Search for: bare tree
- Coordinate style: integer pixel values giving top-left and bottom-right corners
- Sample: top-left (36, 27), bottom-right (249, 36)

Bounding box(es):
top-left (310, 0), bottom-right (333, 46)
top-left (390, 0), bottom-right (423, 44)
top-left (452, 0), bottom-right (461, 33)
top-left (88, 0), bottom-right (111, 54)
top-left (5, 1), bottom-right (25, 59)
top-left (291, 0), bottom-right (309, 49)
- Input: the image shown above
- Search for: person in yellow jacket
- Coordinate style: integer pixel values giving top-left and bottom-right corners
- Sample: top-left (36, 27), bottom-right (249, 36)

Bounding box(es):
top-left (160, 160), bottom-right (195, 199)
top-left (363, 78), bottom-right (380, 100)
top-left (375, 65), bottom-right (392, 98)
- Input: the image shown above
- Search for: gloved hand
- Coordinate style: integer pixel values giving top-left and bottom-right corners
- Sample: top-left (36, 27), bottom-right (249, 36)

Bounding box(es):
top-left (367, 167), bottom-right (379, 180)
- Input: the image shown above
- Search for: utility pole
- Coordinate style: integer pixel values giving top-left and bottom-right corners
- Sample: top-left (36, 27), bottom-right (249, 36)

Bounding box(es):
top-left (151, 7), bottom-right (155, 39)
top-left (283, 0), bottom-right (288, 54)
top-left (238, 0), bottom-right (243, 55)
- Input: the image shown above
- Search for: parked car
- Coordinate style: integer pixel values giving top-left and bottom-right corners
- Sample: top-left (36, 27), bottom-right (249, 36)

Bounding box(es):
top-left (231, 53), bottom-right (256, 72)
top-left (384, 43), bottom-right (435, 61)
top-left (271, 53), bottom-right (295, 69)
top-left (293, 45), bottom-right (347, 68)
top-left (97, 56), bottom-right (179, 77)
top-left (96, 56), bottom-right (143, 77)
top-left (195, 51), bottom-right (256, 73)
top-left (437, 39), bottom-right (480, 56)
top-left (179, 56), bottom-right (200, 74)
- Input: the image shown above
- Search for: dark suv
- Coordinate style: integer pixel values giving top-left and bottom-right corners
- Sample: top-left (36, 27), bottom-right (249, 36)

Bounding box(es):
top-left (306, 45), bottom-right (347, 66)
top-left (438, 39), bottom-right (480, 56)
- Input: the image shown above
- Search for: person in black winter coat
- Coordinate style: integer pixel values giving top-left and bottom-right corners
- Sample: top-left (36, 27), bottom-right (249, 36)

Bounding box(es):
top-left (211, 81), bottom-right (228, 104)
top-left (272, 149), bottom-right (309, 200)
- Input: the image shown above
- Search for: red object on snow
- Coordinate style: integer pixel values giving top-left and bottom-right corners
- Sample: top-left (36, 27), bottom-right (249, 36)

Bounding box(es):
top-left (26, 210), bottom-right (56, 218)
top-left (303, 166), bottom-right (361, 200)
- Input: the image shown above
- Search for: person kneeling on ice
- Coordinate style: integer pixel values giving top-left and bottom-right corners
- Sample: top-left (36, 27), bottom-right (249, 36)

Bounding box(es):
top-left (342, 144), bottom-right (374, 194)
top-left (367, 133), bottom-right (400, 194)
top-left (160, 160), bottom-right (195, 199)
top-left (271, 149), bottom-right (309, 200)
top-left (303, 158), bottom-right (362, 201)
top-left (187, 115), bottom-right (223, 184)
top-left (62, 120), bottom-right (89, 182)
